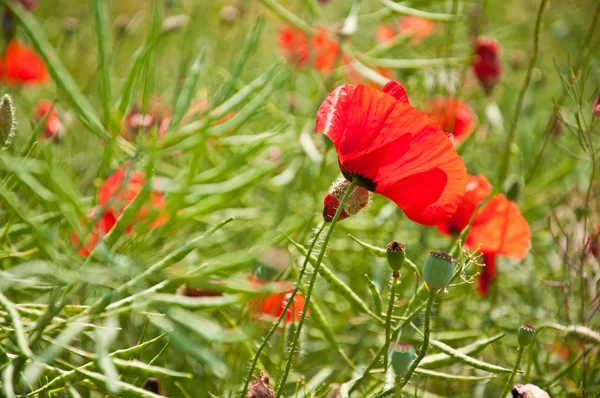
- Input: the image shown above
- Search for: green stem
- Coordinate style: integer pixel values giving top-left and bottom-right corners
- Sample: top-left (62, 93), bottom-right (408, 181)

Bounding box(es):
top-left (240, 222), bottom-right (326, 398)
top-left (500, 347), bottom-right (524, 398)
top-left (496, 0), bottom-right (548, 189)
top-left (383, 274), bottom-right (399, 370)
top-left (397, 291), bottom-right (435, 388)
top-left (275, 180), bottom-right (357, 397)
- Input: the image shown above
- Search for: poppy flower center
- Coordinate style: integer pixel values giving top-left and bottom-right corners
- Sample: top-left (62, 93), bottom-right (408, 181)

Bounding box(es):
top-left (341, 169), bottom-right (377, 192)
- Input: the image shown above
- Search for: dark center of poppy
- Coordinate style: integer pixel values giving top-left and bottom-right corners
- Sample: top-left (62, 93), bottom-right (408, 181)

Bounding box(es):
top-left (341, 169), bottom-right (377, 192)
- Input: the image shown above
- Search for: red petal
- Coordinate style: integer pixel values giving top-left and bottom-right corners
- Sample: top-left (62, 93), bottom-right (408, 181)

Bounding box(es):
top-left (381, 81), bottom-right (409, 104)
top-left (466, 194), bottom-right (530, 259)
top-left (4, 39), bottom-right (48, 85)
top-left (477, 254), bottom-right (496, 296)
top-left (315, 84), bottom-right (356, 140)
top-left (437, 174), bottom-right (491, 234)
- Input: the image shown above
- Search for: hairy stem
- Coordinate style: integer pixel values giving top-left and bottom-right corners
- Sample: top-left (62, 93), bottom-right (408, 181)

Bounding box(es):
top-left (383, 273), bottom-right (399, 370)
top-left (275, 180), bottom-right (357, 397)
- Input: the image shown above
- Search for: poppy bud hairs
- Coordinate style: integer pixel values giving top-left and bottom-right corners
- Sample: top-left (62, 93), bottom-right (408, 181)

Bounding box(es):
top-left (316, 81), bottom-right (467, 226)
top-left (322, 179), bottom-right (370, 222)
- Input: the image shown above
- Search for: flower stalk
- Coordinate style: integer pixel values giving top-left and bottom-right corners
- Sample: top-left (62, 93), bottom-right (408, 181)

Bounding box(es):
top-left (275, 180), bottom-right (357, 397)
top-left (383, 272), bottom-right (399, 370)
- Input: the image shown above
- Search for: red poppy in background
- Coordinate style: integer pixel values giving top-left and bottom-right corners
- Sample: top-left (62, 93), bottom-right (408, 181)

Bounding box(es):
top-left (316, 81), bottom-right (467, 226)
top-left (586, 225), bottom-right (600, 259)
top-left (34, 100), bottom-right (63, 139)
top-left (466, 194), bottom-right (530, 295)
top-left (250, 278), bottom-right (307, 324)
top-left (473, 37), bottom-right (502, 95)
top-left (277, 25), bottom-right (339, 73)
top-left (425, 96), bottom-right (476, 144)
top-left (72, 166), bottom-right (168, 256)
top-left (437, 174), bottom-right (491, 235)
top-left (374, 24), bottom-right (396, 45)
top-left (0, 39), bottom-right (47, 85)
top-left (398, 16), bottom-right (436, 45)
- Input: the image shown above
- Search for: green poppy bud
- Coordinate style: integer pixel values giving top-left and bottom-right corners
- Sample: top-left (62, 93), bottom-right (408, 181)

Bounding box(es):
top-left (518, 324), bottom-right (535, 347)
top-left (391, 343), bottom-right (415, 377)
top-left (386, 241), bottom-right (405, 274)
top-left (0, 94), bottom-right (15, 150)
top-left (423, 251), bottom-right (455, 292)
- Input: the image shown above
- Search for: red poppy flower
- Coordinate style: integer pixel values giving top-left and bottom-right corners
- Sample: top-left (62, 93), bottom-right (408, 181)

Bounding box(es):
top-left (473, 37), bottom-right (502, 95)
top-left (316, 81), bottom-right (467, 226)
top-left (398, 16), bottom-right (436, 46)
top-left (465, 194), bottom-right (530, 295)
top-left (249, 278), bottom-right (307, 324)
top-left (375, 24), bottom-right (396, 45)
top-left (277, 25), bottom-right (339, 73)
top-left (34, 100), bottom-right (63, 139)
top-left (425, 96), bottom-right (476, 144)
top-left (0, 39), bottom-right (47, 86)
top-left (72, 166), bottom-right (168, 256)
top-left (437, 174), bottom-right (491, 235)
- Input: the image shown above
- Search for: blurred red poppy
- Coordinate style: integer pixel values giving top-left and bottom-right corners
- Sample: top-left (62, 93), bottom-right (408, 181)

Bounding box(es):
top-left (437, 174), bottom-right (491, 235)
top-left (316, 81), bottom-right (467, 226)
top-left (425, 96), bottom-right (476, 144)
top-left (587, 225), bottom-right (600, 258)
top-left (473, 37), bottom-right (502, 95)
top-left (250, 278), bottom-right (307, 324)
top-left (398, 16), bottom-right (436, 46)
top-left (466, 194), bottom-right (530, 295)
top-left (374, 24), bottom-right (396, 45)
top-left (34, 100), bottom-right (63, 139)
top-left (277, 25), bottom-right (339, 73)
top-left (0, 39), bottom-right (47, 85)
top-left (72, 166), bottom-right (169, 256)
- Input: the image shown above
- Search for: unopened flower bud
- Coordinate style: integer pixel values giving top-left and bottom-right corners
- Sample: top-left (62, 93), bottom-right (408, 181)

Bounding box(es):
top-left (512, 383), bottom-right (550, 398)
top-left (0, 94), bottom-right (16, 150)
top-left (142, 378), bottom-right (161, 394)
top-left (391, 343), bottom-right (415, 377)
top-left (518, 324), bottom-right (535, 347)
top-left (386, 241), bottom-right (405, 274)
top-left (248, 371), bottom-right (275, 398)
top-left (423, 251), bottom-right (455, 292)
top-left (322, 179), bottom-right (370, 222)
top-left (593, 91), bottom-right (600, 118)
top-left (473, 37), bottom-right (502, 95)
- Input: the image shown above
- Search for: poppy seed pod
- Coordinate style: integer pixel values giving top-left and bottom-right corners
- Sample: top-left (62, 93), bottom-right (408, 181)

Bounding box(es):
top-left (391, 343), bottom-right (416, 377)
top-left (0, 94), bottom-right (15, 149)
top-left (423, 251), bottom-right (455, 292)
top-left (386, 241), bottom-right (406, 274)
top-left (248, 371), bottom-right (275, 398)
top-left (518, 324), bottom-right (536, 347)
top-left (323, 179), bottom-right (370, 222)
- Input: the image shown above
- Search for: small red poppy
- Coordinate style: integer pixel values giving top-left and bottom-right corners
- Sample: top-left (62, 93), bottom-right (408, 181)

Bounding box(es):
top-left (0, 39), bottom-right (47, 86)
top-left (473, 37), bottom-right (502, 95)
top-left (316, 81), bottom-right (467, 226)
top-left (71, 208), bottom-right (116, 257)
top-left (465, 194), bottom-right (530, 295)
top-left (437, 174), bottom-right (491, 235)
top-left (33, 100), bottom-right (63, 139)
top-left (398, 16), bottom-right (436, 46)
top-left (277, 25), bottom-right (339, 73)
top-left (425, 96), bottom-right (476, 144)
top-left (249, 278), bottom-right (307, 324)
top-left (374, 24), bottom-right (396, 45)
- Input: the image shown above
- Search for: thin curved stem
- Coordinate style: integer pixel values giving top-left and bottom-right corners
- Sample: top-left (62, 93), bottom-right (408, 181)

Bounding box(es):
top-left (275, 180), bottom-right (357, 397)
top-left (383, 274), bottom-right (399, 370)
top-left (496, 0), bottom-right (548, 189)
top-left (240, 222), bottom-right (326, 398)
top-left (500, 347), bottom-right (524, 398)
top-left (396, 291), bottom-right (435, 388)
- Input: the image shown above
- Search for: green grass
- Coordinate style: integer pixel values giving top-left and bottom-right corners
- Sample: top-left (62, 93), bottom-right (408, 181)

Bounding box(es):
top-left (0, 0), bottom-right (599, 397)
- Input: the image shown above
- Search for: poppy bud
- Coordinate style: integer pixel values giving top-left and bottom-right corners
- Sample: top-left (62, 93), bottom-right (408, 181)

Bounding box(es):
top-left (142, 378), bottom-right (161, 394)
top-left (391, 343), bottom-right (415, 377)
top-left (0, 94), bottom-right (15, 150)
top-left (248, 371), bottom-right (275, 398)
top-left (322, 179), bottom-right (370, 222)
top-left (34, 100), bottom-right (64, 140)
top-left (518, 324), bottom-right (535, 347)
top-left (593, 91), bottom-right (600, 118)
top-left (386, 241), bottom-right (405, 274)
top-left (473, 37), bottom-right (502, 95)
top-left (511, 383), bottom-right (550, 398)
top-left (423, 251), bottom-right (455, 292)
